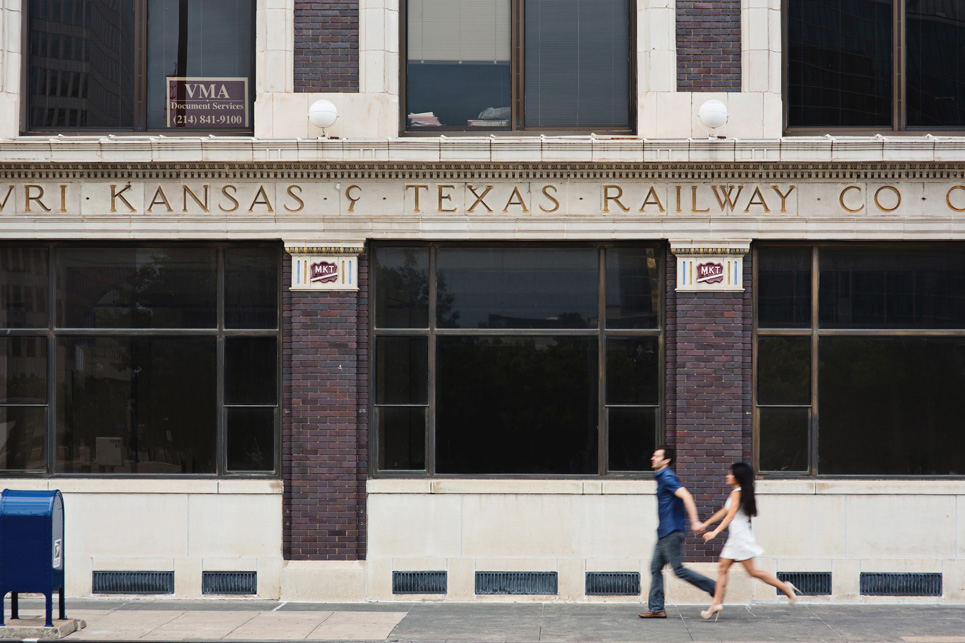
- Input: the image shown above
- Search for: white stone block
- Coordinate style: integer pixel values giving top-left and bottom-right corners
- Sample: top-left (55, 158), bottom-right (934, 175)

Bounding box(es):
top-left (755, 495), bottom-right (846, 559)
top-left (846, 495), bottom-right (956, 558)
top-left (366, 557), bottom-right (393, 602)
top-left (187, 494), bottom-right (282, 558)
top-left (69, 494), bottom-right (189, 558)
top-left (175, 557), bottom-right (202, 598)
top-left (653, 93), bottom-right (692, 139)
top-left (648, 50), bottom-right (677, 93)
top-left (256, 557), bottom-right (283, 599)
top-left (447, 558), bottom-right (475, 601)
top-left (745, 50), bottom-right (770, 93)
top-left (272, 93), bottom-right (310, 138)
top-left (280, 561), bottom-right (366, 602)
top-left (558, 558), bottom-right (584, 602)
top-left (367, 493), bottom-right (462, 558)
top-left (0, 93), bottom-right (20, 138)
top-left (265, 51), bottom-right (290, 93)
top-left (944, 559), bottom-right (965, 602)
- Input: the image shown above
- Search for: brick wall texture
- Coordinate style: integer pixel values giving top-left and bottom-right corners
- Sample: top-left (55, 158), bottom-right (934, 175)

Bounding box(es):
top-left (676, 0), bottom-right (742, 92)
top-left (283, 253), bottom-right (369, 560)
top-left (294, 1), bottom-right (360, 92)
top-left (665, 251), bottom-right (753, 562)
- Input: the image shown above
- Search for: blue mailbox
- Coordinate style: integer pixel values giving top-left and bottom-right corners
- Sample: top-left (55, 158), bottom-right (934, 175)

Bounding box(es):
top-left (0, 490), bottom-right (66, 627)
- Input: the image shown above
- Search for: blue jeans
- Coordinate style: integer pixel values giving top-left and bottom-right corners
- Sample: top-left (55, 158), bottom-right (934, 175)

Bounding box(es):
top-left (648, 530), bottom-right (716, 612)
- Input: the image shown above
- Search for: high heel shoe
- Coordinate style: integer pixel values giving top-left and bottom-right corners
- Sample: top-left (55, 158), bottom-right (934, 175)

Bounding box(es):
top-left (700, 604), bottom-right (723, 621)
top-left (786, 583), bottom-right (801, 606)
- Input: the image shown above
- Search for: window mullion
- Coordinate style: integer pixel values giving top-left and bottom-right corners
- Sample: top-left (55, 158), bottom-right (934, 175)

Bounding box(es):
top-left (895, 0), bottom-right (905, 131)
top-left (135, 0), bottom-right (148, 131)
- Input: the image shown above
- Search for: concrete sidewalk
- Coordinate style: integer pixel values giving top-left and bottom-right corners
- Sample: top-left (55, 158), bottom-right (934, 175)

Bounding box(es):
top-left (2, 599), bottom-right (964, 642)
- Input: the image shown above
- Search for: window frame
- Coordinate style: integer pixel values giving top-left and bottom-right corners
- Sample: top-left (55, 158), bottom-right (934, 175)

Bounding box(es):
top-left (370, 242), bottom-right (665, 478)
top-left (783, 0), bottom-right (965, 135)
top-left (753, 242), bottom-right (965, 478)
top-left (21, 0), bottom-right (256, 135)
top-left (0, 241), bottom-right (282, 478)
top-left (399, 0), bottom-right (637, 135)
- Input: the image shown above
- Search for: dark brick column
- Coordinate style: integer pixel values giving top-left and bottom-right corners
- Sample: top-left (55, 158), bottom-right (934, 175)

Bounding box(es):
top-left (283, 252), bottom-right (369, 560)
top-left (676, 0), bottom-right (741, 92)
top-left (294, 1), bottom-right (360, 92)
top-left (665, 249), bottom-right (752, 562)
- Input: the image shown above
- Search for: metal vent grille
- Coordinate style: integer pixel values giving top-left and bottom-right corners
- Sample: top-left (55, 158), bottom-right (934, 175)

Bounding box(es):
top-left (860, 572), bottom-right (942, 596)
top-left (393, 571), bottom-right (447, 594)
top-left (475, 572), bottom-right (558, 595)
top-left (586, 572), bottom-right (640, 596)
top-left (92, 571), bottom-right (174, 594)
top-left (776, 572), bottom-right (832, 596)
top-left (202, 571), bottom-right (257, 595)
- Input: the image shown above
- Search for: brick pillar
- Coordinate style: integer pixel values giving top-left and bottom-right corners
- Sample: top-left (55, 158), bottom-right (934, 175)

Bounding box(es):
top-left (666, 246), bottom-right (752, 562)
top-left (676, 0), bottom-right (741, 92)
top-left (294, 1), bottom-right (360, 92)
top-left (283, 252), bottom-right (369, 560)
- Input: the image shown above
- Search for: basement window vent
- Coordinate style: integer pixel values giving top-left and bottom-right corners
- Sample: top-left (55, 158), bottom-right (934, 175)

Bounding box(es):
top-left (475, 571), bottom-right (558, 595)
top-left (393, 571), bottom-right (447, 594)
top-left (586, 572), bottom-right (640, 596)
top-left (860, 572), bottom-right (942, 597)
top-left (202, 571), bottom-right (257, 595)
top-left (776, 572), bottom-right (832, 596)
top-left (92, 571), bottom-right (174, 594)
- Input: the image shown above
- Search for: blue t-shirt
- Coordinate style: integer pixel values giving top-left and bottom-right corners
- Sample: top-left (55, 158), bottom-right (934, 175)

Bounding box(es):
top-left (655, 467), bottom-right (687, 537)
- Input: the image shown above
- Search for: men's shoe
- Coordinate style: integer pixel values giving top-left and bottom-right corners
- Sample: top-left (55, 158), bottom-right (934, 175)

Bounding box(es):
top-left (638, 611), bottom-right (667, 618)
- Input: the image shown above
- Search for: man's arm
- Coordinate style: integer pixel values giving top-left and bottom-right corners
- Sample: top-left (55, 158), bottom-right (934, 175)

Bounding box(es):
top-left (674, 486), bottom-right (705, 534)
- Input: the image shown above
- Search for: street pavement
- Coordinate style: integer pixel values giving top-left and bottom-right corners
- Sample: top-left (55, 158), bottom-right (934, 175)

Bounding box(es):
top-left (2, 598), bottom-right (964, 642)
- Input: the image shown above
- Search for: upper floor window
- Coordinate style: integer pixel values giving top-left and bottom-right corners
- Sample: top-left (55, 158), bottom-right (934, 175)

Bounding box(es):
top-left (787, 0), bottom-right (965, 131)
top-left (404, 0), bottom-right (633, 133)
top-left (26, 0), bottom-right (254, 133)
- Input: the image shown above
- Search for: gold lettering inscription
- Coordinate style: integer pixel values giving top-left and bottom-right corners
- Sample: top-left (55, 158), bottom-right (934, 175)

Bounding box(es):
top-left (219, 185), bottom-right (239, 212)
top-left (603, 185), bottom-right (629, 213)
top-left (24, 185), bottom-right (50, 213)
top-left (345, 185), bottom-right (361, 213)
top-left (467, 185), bottom-right (494, 213)
top-left (406, 185), bottom-right (429, 213)
top-left (147, 186), bottom-right (172, 213)
top-left (503, 186), bottom-right (530, 213)
top-left (691, 186), bottom-right (710, 213)
top-left (947, 185), bottom-right (965, 212)
top-left (839, 186), bottom-right (864, 213)
top-left (182, 185), bottom-right (210, 212)
top-left (0, 186), bottom-right (13, 212)
top-left (639, 186), bottom-right (665, 213)
top-left (772, 185), bottom-right (796, 213)
top-left (744, 186), bottom-right (770, 213)
top-left (284, 185), bottom-right (305, 212)
top-left (437, 185), bottom-right (457, 213)
top-left (540, 185), bottom-right (560, 213)
top-left (111, 184), bottom-right (136, 213)
top-left (874, 185), bottom-right (901, 212)
top-left (249, 186), bottom-right (274, 213)
top-left (712, 185), bottom-right (743, 212)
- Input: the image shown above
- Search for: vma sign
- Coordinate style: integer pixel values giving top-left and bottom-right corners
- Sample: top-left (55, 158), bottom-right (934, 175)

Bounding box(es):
top-left (166, 77), bottom-right (249, 128)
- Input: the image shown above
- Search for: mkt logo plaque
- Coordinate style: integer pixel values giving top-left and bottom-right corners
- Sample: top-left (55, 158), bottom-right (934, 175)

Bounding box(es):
top-left (311, 261), bottom-right (339, 284)
top-left (696, 262), bottom-right (725, 284)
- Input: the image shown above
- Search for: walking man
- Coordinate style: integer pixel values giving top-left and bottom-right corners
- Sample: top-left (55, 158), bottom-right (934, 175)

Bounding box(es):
top-left (639, 445), bottom-right (717, 618)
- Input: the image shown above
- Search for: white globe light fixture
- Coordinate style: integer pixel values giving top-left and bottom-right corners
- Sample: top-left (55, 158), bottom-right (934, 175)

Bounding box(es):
top-left (697, 99), bottom-right (728, 139)
top-left (308, 99), bottom-right (339, 137)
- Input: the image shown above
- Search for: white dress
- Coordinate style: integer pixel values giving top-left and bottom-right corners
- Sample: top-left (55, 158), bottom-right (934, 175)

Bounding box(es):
top-left (719, 495), bottom-right (764, 561)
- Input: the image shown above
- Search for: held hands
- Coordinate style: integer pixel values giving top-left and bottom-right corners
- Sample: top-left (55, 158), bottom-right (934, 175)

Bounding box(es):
top-left (702, 530), bottom-right (719, 542)
top-left (691, 521), bottom-right (706, 535)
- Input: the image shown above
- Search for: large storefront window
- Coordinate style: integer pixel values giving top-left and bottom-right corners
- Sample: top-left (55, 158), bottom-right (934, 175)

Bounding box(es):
top-left (27, 0), bottom-right (254, 133)
top-left (786, 0), bottom-right (965, 130)
top-left (404, 0), bottom-right (632, 132)
top-left (372, 244), bottom-right (662, 476)
top-left (756, 245), bottom-right (965, 475)
top-left (0, 244), bottom-right (279, 475)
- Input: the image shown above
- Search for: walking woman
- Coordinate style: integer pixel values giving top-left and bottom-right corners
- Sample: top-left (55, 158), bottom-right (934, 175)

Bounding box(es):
top-left (698, 462), bottom-right (799, 620)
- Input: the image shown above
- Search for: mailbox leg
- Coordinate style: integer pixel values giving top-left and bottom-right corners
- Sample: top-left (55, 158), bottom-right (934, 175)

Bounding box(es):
top-left (10, 593), bottom-right (17, 620)
top-left (59, 588), bottom-right (65, 620)
top-left (44, 593), bottom-right (52, 628)
top-left (0, 591), bottom-right (4, 625)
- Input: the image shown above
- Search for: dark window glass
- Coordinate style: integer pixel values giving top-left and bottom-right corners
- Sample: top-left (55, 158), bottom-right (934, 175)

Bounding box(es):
top-left (606, 338), bottom-right (659, 405)
top-left (436, 336), bottom-right (598, 474)
top-left (57, 248), bottom-right (217, 329)
top-left (907, 1), bottom-right (965, 127)
top-left (378, 406), bottom-right (426, 471)
top-left (56, 336), bottom-right (217, 474)
top-left (759, 407), bottom-right (809, 473)
top-left (819, 248), bottom-right (965, 329)
top-left (819, 336), bottom-right (965, 475)
top-left (406, 0), bottom-right (511, 129)
top-left (757, 336), bottom-right (810, 405)
top-left (758, 247), bottom-right (811, 328)
top-left (225, 337), bottom-right (277, 405)
top-left (607, 407), bottom-right (655, 472)
top-left (0, 406), bottom-right (47, 471)
top-left (146, 0), bottom-right (254, 129)
top-left (374, 247), bottom-right (429, 329)
top-left (524, 0), bottom-right (630, 128)
top-left (226, 406), bottom-right (274, 471)
top-left (606, 247), bottom-right (659, 329)
top-left (375, 337), bottom-right (428, 405)
top-left (28, 0), bottom-right (136, 129)
top-left (437, 248), bottom-right (598, 329)
top-left (0, 247), bottom-right (49, 329)
top-left (787, 0), bottom-right (892, 128)
top-left (225, 248), bottom-right (277, 329)
top-left (0, 338), bottom-right (47, 404)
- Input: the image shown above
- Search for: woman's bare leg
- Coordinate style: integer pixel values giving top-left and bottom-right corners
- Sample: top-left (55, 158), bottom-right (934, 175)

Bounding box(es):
top-left (709, 558), bottom-right (734, 608)
top-left (739, 558), bottom-right (794, 599)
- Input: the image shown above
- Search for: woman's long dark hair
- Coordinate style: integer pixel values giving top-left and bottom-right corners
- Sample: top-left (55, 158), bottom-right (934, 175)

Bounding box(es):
top-left (731, 462), bottom-right (757, 517)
